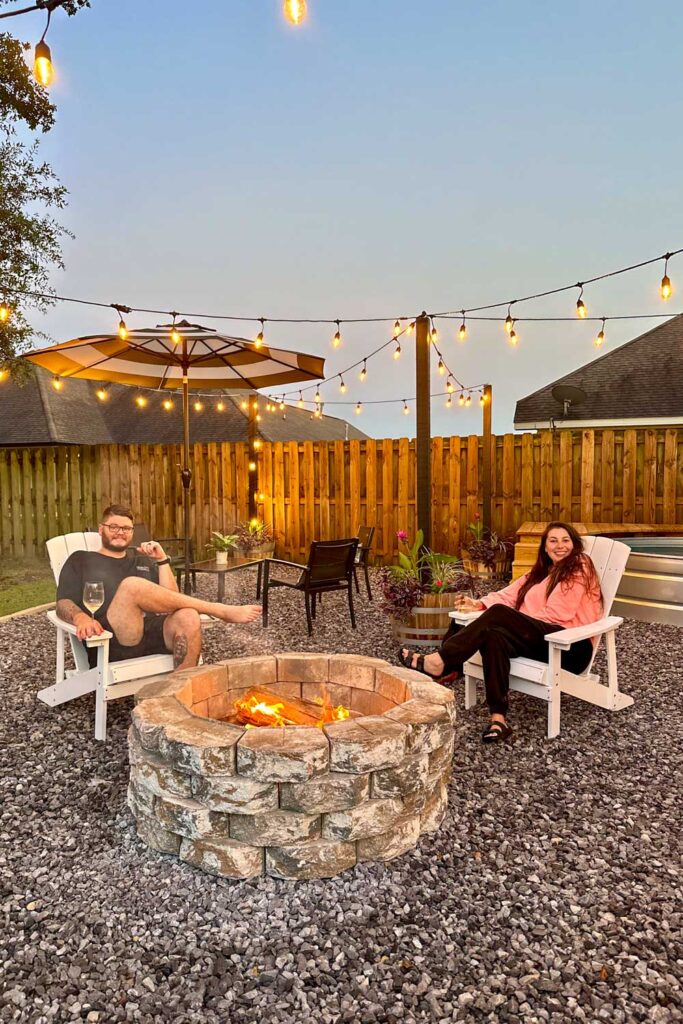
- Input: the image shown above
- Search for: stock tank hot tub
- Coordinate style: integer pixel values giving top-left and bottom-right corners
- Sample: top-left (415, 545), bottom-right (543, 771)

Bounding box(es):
top-left (612, 537), bottom-right (683, 626)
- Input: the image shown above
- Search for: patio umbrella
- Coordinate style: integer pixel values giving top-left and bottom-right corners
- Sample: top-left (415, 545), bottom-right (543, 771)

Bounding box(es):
top-left (24, 320), bottom-right (325, 587)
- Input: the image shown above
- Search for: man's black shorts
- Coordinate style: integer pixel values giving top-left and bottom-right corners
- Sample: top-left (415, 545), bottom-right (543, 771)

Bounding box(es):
top-left (87, 613), bottom-right (169, 668)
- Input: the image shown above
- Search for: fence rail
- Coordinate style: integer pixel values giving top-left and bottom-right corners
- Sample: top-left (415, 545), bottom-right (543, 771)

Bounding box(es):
top-left (2, 427), bottom-right (682, 562)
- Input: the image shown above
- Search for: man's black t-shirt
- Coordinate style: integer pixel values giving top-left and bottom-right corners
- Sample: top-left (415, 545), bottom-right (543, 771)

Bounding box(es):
top-left (56, 550), bottom-right (160, 624)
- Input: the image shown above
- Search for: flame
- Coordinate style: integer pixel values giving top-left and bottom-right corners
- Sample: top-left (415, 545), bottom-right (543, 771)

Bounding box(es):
top-left (232, 687), bottom-right (351, 728)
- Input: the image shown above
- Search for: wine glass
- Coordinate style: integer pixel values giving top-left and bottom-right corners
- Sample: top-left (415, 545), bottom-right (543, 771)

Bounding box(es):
top-left (83, 581), bottom-right (105, 622)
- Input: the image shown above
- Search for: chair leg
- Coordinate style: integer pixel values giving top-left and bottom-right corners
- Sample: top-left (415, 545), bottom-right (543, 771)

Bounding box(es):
top-left (347, 582), bottom-right (356, 629)
top-left (464, 674), bottom-right (477, 709)
top-left (364, 564), bottom-right (372, 601)
top-left (262, 571), bottom-right (270, 627)
top-left (311, 592), bottom-right (317, 619)
top-left (304, 592), bottom-right (313, 635)
top-left (353, 566), bottom-right (360, 594)
top-left (94, 646), bottom-right (109, 742)
top-left (547, 646), bottom-right (562, 739)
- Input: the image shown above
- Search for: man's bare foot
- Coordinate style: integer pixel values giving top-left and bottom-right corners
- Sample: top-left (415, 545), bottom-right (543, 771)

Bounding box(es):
top-left (210, 603), bottom-right (262, 624)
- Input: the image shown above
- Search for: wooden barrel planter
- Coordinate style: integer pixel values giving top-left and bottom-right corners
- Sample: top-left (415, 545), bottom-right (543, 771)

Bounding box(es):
top-left (461, 551), bottom-right (511, 581)
top-left (391, 592), bottom-right (456, 650)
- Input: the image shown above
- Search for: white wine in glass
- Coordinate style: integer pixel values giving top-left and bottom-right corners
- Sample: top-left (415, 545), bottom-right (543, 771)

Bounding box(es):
top-left (83, 581), bottom-right (105, 621)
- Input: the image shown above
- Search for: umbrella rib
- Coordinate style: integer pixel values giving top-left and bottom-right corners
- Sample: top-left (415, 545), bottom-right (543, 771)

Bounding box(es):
top-left (190, 337), bottom-right (321, 380)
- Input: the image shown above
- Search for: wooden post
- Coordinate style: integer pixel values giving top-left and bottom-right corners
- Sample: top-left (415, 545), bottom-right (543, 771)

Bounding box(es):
top-left (415, 313), bottom-right (431, 552)
top-left (482, 383), bottom-right (493, 537)
top-left (248, 392), bottom-right (257, 521)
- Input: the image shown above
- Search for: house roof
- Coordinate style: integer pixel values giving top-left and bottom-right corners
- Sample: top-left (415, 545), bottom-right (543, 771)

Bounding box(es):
top-left (0, 367), bottom-right (369, 445)
top-left (514, 313), bottom-right (683, 428)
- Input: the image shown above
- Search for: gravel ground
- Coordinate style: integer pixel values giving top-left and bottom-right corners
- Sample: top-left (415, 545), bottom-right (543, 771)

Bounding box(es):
top-left (1, 568), bottom-right (681, 1024)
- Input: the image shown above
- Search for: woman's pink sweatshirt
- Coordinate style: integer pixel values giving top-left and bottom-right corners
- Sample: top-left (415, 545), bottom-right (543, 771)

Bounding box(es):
top-left (480, 557), bottom-right (603, 632)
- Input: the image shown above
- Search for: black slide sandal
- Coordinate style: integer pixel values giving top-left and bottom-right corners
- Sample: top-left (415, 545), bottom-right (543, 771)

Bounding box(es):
top-left (398, 648), bottom-right (445, 681)
top-left (481, 721), bottom-right (513, 744)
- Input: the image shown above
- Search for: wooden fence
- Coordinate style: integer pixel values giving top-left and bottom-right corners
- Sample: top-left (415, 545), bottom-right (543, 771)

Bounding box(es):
top-left (2, 427), bottom-right (683, 563)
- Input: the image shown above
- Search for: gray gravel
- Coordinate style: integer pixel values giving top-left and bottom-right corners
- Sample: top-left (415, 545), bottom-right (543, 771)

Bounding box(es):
top-left (1, 568), bottom-right (682, 1024)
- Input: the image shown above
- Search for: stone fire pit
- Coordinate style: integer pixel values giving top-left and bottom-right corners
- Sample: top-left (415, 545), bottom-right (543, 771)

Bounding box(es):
top-left (127, 654), bottom-right (455, 880)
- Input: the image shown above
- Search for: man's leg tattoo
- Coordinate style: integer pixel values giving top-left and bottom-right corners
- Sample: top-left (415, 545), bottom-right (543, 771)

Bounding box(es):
top-left (173, 632), bottom-right (189, 668)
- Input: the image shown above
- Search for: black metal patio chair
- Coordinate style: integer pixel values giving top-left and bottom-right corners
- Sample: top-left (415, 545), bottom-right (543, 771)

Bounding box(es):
top-left (262, 538), bottom-right (360, 634)
top-left (353, 524), bottom-right (375, 600)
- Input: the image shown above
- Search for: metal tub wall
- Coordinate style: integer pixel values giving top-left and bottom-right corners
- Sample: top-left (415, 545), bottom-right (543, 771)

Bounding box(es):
top-left (613, 540), bottom-right (683, 626)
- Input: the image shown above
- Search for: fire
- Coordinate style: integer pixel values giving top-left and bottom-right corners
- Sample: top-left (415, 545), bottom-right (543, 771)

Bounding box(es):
top-left (232, 688), bottom-right (352, 728)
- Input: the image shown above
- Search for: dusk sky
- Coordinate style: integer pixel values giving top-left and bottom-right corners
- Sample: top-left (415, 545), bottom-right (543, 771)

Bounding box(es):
top-left (21, 0), bottom-right (683, 437)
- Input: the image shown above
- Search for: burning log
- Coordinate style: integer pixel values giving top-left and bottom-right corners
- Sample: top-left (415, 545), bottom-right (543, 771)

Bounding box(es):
top-left (232, 688), bottom-right (353, 728)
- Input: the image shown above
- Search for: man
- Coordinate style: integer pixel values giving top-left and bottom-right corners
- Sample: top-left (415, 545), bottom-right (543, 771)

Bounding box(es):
top-left (56, 504), bottom-right (261, 669)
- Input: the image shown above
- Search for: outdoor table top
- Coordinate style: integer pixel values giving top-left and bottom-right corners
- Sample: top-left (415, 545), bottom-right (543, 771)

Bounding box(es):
top-left (190, 554), bottom-right (268, 573)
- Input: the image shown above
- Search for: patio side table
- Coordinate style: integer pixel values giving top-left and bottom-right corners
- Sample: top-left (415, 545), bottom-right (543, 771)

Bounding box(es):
top-left (188, 554), bottom-right (268, 612)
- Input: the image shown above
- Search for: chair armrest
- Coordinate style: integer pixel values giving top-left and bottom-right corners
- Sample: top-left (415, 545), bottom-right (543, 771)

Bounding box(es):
top-left (46, 609), bottom-right (113, 645)
top-left (544, 615), bottom-right (624, 650)
top-left (265, 558), bottom-right (309, 573)
top-left (448, 610), bottom-right (484, 624)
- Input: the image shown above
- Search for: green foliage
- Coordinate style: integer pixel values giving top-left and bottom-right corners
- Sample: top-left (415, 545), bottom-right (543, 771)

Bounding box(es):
top-left (206, 531), bottom-right (238, 554)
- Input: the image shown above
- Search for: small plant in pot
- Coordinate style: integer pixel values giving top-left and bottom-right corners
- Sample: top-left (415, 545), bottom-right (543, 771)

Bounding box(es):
top-left (461, 514), bottom-right (514, 579)
top-left (235, 519), bottom-right (274, 557)
top-left (206, 531), bottom-right (238, 565)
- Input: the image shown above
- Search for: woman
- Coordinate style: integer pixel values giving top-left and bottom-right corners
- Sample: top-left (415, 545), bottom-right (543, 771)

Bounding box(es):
top-left (399, 522), bottom-right (602, 743)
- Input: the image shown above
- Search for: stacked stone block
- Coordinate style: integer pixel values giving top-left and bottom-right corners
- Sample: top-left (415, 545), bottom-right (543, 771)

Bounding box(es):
top-left (127, 654), bottom-right (455, 880)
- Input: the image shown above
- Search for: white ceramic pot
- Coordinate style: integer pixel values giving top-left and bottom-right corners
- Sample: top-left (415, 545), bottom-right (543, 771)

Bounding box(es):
top-left (215, 550), bottom-right (229, 566)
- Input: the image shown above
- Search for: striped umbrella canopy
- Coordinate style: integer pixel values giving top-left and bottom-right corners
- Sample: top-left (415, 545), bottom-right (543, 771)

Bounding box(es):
top-left (24, 321), bottom-right (325, 588)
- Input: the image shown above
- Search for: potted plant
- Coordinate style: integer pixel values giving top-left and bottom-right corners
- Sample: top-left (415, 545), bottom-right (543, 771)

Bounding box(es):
top-left (461, 514), bottom-right (514, 579)
top-left (235, 519), bottom-right (275, 558)
top-left (206, 531), bottom-right (238, 565)
top-left (377, 530), bottom-right (475, 649)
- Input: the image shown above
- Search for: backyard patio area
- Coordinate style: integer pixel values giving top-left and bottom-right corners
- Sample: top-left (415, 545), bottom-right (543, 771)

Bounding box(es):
top-left (0, 570), bottom-right (681, 1024)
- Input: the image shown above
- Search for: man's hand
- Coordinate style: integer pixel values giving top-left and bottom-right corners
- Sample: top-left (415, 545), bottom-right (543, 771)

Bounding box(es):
top-left (137, 541), bottom-right (167, 562)
top-left (74, 612), bottom-right (105, 642)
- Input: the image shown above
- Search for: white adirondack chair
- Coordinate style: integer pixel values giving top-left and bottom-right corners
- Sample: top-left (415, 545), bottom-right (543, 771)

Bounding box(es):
top-left (38, 532), bottom-right (174, 741)
top-left (450, 536), bottom-right (633, 738)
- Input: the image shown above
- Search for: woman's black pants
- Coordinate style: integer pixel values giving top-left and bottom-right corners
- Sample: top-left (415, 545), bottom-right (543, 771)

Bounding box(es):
top-left (438, 605), bottom-right (593, 716)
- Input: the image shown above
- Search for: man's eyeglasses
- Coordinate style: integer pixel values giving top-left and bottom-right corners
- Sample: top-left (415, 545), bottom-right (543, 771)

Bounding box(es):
top-left (101, 523), bottom-right (134, 536)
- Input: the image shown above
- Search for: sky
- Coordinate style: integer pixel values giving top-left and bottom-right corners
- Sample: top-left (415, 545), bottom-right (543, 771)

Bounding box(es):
top-left (16, 0), bottom-right (683, 438)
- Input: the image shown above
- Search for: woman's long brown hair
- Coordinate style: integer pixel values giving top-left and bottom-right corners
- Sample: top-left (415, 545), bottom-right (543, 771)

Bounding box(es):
top-left (515, 521), bottom-right (602, 610)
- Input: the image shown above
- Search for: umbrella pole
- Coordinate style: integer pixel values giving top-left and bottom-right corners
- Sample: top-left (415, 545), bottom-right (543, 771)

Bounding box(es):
top-left (181, 368), bottom-right (192, 594)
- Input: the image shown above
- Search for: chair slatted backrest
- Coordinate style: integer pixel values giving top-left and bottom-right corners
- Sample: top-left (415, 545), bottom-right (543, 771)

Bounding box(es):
top-left (355, 525), bottom-right (375, 564)
top-left (581, 535), bottom-right (631, 674)
top-left (47, 532), bottom-right (102, 672)
top-left (307, 539), bottom-right (359, 584)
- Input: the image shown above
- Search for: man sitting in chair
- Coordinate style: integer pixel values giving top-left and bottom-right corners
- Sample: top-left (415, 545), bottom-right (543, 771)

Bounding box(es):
top-left (56, 504), bottom-right (261, 669)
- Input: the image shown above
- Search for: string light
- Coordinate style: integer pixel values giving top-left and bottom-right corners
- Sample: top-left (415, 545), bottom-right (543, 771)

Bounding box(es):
top-left (96, 386), bottom-right (108, 402)
top-left (135, 394), bottom-right (147, 408)
top-left (162, 398), bottom-right (173, 411)
top-left (465, 393), bottom-right (472, 407)
top-left (253, 439), bottom-right (262, 450)
top-left (458, 313), bottom-right (467, 341)
top-left (402, 399), bottom-right (410, 415)
top-left (248, 461), bottom-right (256, 472)
top-left (298, 392), bottom-right (304, 408)
top-left (437, 358), bottom-right (445, 376)
top-left (339, 376), bottom-right (346, 393)
top-left (34, 10), bottom-right (53, 87)
top-left (332, 320), bottom-right (342, 348)
top-left (446, 378), bottom-right (454, 394)
top-left (0, 301), bottom-right (11, 323)
top-left (393, 320), bottom-right (401, 337)
top-left (170, 315), bottom-right (180, 345)
top-left (193, 399), bottom-right (203, 412)
top-left (117, 317), bottom-right (128, 341)
top-left (445, 395), bottom-right (452, 408)
top-left (595, 318), bottom-right (606, 347)
top-left (0, 368), bottom-right (8, 383)
top-left (576, 284), bottom-right (587, 319)
top-left (359, 359), bottom-right (367, 382)
top-left (256, 413), bottom-right (261, 422)
top-left (283, 0), bottom-right (307, 25)
top-left (479, 393), bottom-right (485, 406)
top-left (660, 254), bottom-right (673, 300)
top-left (51, 376), bottom-right (62, 391)
top-left (458, 392), bottom-right (465, 406)
top-left (355, 401), bottom-right (362, 415)
top-left (430, 320), bottom-right (439, 343)
top-left (393, 342), bottom-right (401, 359)
top-left (279, 399), bottom-right (286, 411)
top-left (255, 318), bottom-right (265, 348)
top-left (314, 389), bottom-right (321, 403)
top-left (407, 321), bottom-right (415, 335)
top-left (216, 399), bottom-right (225, 412)
top-left (240, 399), bottom-right (248, 410)
top-left (504, 304), bottom-right (514, 335)
top-left (508, 322), bottom-right (519, 346)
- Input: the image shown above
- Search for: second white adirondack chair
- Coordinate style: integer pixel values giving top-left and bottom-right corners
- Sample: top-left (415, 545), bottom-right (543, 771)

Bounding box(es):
top-left (38, 532), bottom-right (174, 741)
top-left (450, 536), bottom-right (634, 738)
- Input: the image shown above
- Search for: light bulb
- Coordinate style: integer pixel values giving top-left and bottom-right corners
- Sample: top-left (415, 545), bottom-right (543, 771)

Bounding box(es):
top-left (314, 390), bottom-right (321, 403)
top-left (241, 399), bottom-right (248, 411)
top-left (393, 320), bottom-right (401, 338)
top-left (193, 400), bottom-right (203, 412)
top-left (163, 398), bottom-right (173, 411)
top-left (339, 377), bottom-right (346, 393)
top-left (258, 492), bottom-right (265, 501)
top-left (217, 400), bottom-right (225, 412)
top-left (51, 376), bottom-right (62, 391)
top-left (136, 395), bottom-right (147, 408)
top-left (595, 319), bottom-right (606, 347)
top-left (297, 395), bottom-right (304, 409)
top-left (479, 394), bottom-right (485, 406)
top-left (248, 461), bottom-right (256, 472)
top-left (360, 361), bottom-right (367, 382)
top-left (458, 393), bottom-right (465, 406)
top-left (661, 274), bottom-right (672, 300)
top-left (504, 312), bottom-right (513, 335)
top-left (256, 413), bottom-right (261, 422)
top-left (117, 318), bottom-right (128, 341)
top-left (403, 401), bottom-right (410, 415)
top-left (96, 387), bottom-right (108, 402)
top-left (170, 325), bottom-right (180, 344)
top-left (255, 319), bottom-right (265, 348)
top-left (279, 400), bottom-right (285, 411)
top-left (576, 287), bottom-right (587, 318)
top-left (465, 394), bottom-right (472, 406)
top-left (437, 358), bottom-right (445, 376)
top-left (0, 302), bottom-right (11, 323)
top-left (446, 396), bottom-right (452, 408)
top-left (332, 322), bottom-right (342, 348)
top-left (393, 343), bottom-right (401, 359)
top-left (447, 379), bottom-right (454, 394)
top-left (509, 327), bottom-right (519, 346)
top-left (430, 323), bottom-right (439, 343)
top-left (34, 40), bottom-right (53, 87)
top-left (253, 439), bottom-right (262, 449)
top-left (407, 321), bottom-right (415, 334)
top-left (458, 322), bottom-right (467, 341)
top-left (283, 0), bottom-right (307, 25)
top-left (355, 402), bottom-right (362, 415)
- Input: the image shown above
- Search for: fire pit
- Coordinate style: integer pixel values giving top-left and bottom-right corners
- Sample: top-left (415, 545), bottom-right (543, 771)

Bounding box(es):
top-left (127, 654), bottom-right (455, 880)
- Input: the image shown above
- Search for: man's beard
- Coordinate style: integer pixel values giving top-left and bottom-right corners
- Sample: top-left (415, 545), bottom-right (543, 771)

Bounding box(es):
top-left (101, 535), bottom-right (130, 554)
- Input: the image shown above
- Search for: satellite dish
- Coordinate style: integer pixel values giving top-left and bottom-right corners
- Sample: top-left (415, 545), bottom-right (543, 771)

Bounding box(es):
top-left (552, 384), bottom-right (587, 417)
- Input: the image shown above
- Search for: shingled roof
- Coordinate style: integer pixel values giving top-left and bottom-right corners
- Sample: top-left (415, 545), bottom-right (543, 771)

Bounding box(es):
top-left (0, 367), bottom-right (369, 445)
top-left (514, 313), bottom-right (683, 428)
